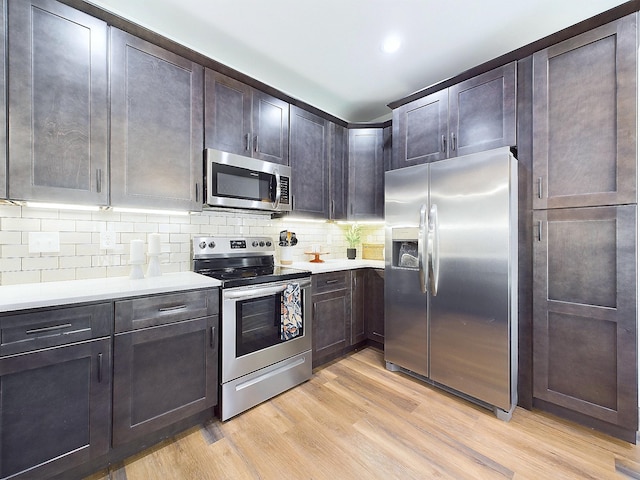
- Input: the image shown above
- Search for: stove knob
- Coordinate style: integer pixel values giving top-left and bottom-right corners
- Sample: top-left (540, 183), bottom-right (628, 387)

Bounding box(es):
top-left (266, 241), bottom-right (272, 247)
top-left (259, 241), bottom-right (265, 247)
top-left (252, 241), bottom-right (258, 247)
top-left (208, 241), bottom-right (216, 249)
top-left (199, 241), bottom-right (207, 249)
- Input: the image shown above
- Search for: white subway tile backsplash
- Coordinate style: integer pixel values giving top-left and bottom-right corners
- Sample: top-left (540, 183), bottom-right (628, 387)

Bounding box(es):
top-left (0, 205), bottom-right (384, 285)
top-left (0, 231), bottom-right (21, 245)
top-left (42, 219), bottom-right (75, 232)
top-left (22, 256), bottom-right (59, 271)
top-left (0, 258), bottom-right (21, 272)
top-left (42, 268), bottom-right (76, 282)
top-left (2, 217), bottom-right (40, 231)
top-left (3, 244), bottom-right (30, 258)
top-left (2, 270), bottom-right (41, 285)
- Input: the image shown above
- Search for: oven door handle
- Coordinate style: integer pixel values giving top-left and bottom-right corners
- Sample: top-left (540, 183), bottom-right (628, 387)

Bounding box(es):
top-left (224, 284), bottom-right (288, 301)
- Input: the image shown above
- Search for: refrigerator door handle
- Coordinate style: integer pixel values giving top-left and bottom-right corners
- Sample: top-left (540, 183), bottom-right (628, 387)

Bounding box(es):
top-left (428, 203), bottom-right (440, 296)
top-left (418, 204), bottom-right (428, 294)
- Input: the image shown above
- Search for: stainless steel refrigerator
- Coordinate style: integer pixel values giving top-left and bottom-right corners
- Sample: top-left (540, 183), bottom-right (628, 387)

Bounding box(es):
top-left (384, 146), bottom-right (518, 420)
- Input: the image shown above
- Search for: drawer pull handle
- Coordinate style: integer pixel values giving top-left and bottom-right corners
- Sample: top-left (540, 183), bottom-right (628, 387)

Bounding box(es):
top-left (325, 279), bottom-right (339, 285)
top-left (158, 305), bottom-right (187, 313)
top-left (26, 323), bottom-right (73, 335)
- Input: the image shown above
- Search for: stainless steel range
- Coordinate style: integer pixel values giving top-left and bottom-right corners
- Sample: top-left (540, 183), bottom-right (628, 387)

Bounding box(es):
top-left (192, 236), bottom-right (312, 420)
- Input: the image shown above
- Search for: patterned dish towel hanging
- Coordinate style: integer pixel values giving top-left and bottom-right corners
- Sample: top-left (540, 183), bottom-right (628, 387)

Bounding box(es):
top-left (281, 283), bottom-right (302, 341)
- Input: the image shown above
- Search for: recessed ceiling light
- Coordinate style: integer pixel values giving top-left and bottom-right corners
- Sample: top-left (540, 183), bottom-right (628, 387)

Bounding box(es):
top-left (381, 35), bottom-right (401, 54)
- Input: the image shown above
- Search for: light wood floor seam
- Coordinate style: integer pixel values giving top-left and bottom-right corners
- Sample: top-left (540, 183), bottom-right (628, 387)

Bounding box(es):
top-left (88, 347), bottom-right (640, 479)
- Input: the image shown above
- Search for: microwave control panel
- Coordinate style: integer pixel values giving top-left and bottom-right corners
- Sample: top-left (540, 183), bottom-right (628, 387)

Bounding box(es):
top-left (280, 176), bottom-right (290, 204)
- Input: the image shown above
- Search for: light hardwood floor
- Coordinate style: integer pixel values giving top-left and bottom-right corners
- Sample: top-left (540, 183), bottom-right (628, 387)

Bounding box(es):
top-left (88, 348), bottom-right (640, 479)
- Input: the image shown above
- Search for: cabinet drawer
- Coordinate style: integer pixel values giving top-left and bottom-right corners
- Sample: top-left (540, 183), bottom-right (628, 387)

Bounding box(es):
top-left (0, 303), bottom-right (112, 356)
top-left (312, 271), bottom-right (349, 294)
top-left (115, 289), bottom-right (218, 333)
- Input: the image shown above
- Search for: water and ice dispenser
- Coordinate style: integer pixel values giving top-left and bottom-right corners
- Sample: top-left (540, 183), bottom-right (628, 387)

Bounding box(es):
top-left (391, 227), bottom-right (419, 268)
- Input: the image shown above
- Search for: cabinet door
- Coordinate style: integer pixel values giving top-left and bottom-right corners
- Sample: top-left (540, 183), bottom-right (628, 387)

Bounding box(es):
top-left (329, 122), bottom-right (348, 220)
top-left (366, 269), bottom-right (385, 344)
top-left (112, 315), bottom-right (218, 446)
top-left (204, 69), bottom-right (252, 156)
top-left (289, 106), bottom-right (329, 217)
top-left (252, 90), bottom-right (289, 165)
top-left (0, 338), bottom-right (111, 480)
top-left (391, 89), bottom-right (447, 169)
top-left (532, 15), bottom-right (637, 209)
top-left (312, 289), bottom-right (351, 368)
top-left (110, 28), bottom-right (203, 211)
top-left (8, 0), bottom-right (108, 204)
top-left (350, 270), bottom-right (366, 345)
top-left (448, 62), bottom-right (516, 158)
top-left (533, 206), bottom-right (637, 436)
top-left (0, 0), bottom-right (5, 199)
top-left (349, 128), bottom-right (384, 220)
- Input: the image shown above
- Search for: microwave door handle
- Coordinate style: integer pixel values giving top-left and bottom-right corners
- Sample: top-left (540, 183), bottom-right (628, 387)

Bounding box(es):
top-left (273, 169), bottom-right (281, 209)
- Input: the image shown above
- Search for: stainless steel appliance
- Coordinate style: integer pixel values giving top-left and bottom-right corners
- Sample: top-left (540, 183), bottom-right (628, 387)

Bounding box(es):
top-left (204, 148), bottom-right (291, 212)
top-left (384, 146), bottom-right (518, 420)
top-left (192, 236), bottom-right (311, 420)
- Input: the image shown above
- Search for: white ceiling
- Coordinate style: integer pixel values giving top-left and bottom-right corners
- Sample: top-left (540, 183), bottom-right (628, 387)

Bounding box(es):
top-left (90, 0), bottom-right (630, 123)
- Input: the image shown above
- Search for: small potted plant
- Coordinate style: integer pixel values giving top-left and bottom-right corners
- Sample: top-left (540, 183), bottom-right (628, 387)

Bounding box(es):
top-left (344, 223), bottom-right (362, 260)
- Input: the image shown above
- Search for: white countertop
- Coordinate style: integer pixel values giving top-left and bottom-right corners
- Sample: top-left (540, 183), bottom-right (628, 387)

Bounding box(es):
top-left (287, 259), bottom-right (384, 274)
top-left (0, 272), bottom-right (221, 313)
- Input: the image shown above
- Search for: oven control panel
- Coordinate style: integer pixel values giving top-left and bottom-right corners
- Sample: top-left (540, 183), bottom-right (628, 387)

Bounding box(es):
top-left (192, 236), bottom-right (274, 257)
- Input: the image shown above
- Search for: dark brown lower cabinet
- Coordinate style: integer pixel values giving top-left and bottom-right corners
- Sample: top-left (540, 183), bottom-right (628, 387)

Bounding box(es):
top-left (312, 289), bottom-right (351, 368)
top-left (366, 269), bottom-right (385, 344)
top-left (351, 270), bottom-right (366, 345)
top-left (0, 338), bottom-right (111, 480)
top-left (532, 205), bottom-right (637, 441)
top-left (112, 314), bottom-right (218, 446)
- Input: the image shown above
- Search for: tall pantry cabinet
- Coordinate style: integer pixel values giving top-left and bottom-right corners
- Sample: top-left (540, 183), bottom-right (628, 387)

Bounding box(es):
top-left (531, 13), bottom-right (638, 442)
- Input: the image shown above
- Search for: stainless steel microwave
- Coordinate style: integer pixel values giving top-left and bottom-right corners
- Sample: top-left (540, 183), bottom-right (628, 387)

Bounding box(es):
top-left (204, 149), bottom-right (291, 212)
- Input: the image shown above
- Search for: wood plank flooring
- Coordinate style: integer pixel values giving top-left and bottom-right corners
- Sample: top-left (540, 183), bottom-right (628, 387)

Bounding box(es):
top-left (87, 348), bottom-right (640, 479)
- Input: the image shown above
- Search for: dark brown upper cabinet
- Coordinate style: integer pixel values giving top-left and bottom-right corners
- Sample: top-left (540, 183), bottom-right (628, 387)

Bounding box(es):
top-left (392, 62), bottom-right (516, 169)
top-left (205, 69), bottom-right (289, 166)
top-left (110, 28), bottom-right (203, 211)
top-left (349, 128), bottom-right (384, 220)
top-left (532, 14), bottom-right (637, 210)
top-left (289, 105), bottom-right (330, 217)
top-left (0, 0), bottom-right (5, 200)
top-left (329, 122), bottom-right (348, 220)
top-left (8, 0), bottom-right (108, 204)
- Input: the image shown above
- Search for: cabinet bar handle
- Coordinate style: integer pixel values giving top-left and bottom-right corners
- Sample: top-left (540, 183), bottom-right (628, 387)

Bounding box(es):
top-left (97, 353), bottom-right (103, 383)
top-left (254, 135), bottom-right (259, 152)
top-left (441, 134), bottom-right (446, 153)
top-left (195, 183), bottom-right (199, 202)
top-left (245, 133), bottom-right (251, 151)
top-left (331, 200), bottom-right (335, 217)
top-left (450, 132), bottom-right (457, 151)
top-left (96, 169), bottom-right (102, 193)
top-left (537, 220), bottom-right (543, 242)
top-left (158, 304), bottom-right (187, 313)
top-left (537, 177), bottom-right (543, 199)
top-left (210, 326), bottom-right (216, 348)
top-left (26, 323), bottom-right (72, 335)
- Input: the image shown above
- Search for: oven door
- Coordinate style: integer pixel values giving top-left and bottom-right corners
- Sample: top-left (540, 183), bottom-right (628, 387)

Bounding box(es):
top-left (221, 278), bottom-right (311, 383)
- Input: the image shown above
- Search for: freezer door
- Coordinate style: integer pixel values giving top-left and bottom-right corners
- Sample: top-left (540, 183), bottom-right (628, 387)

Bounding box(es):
top-left (384, 163), bottom-right (429, 377)
top-left (428, 147), bottom-right (517, 412)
